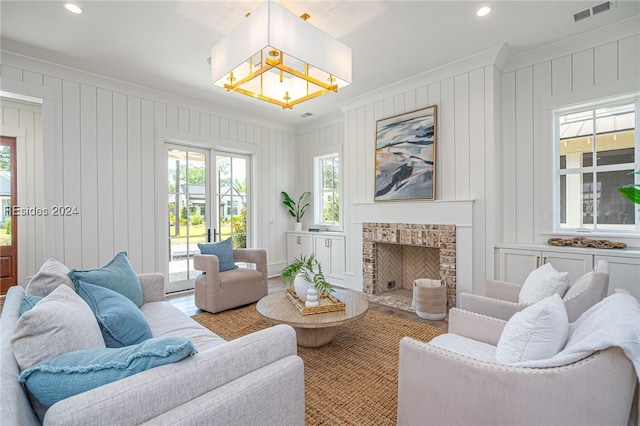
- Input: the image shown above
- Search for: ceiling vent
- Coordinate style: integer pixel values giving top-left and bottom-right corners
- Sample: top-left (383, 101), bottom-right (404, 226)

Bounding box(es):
top-left (573, 8), bottom-right (591, 22)
top-left (592, 1), bottom-right (613, 15)
top-left (574, 1), bottom-right (615, 23)
top-left (300, 112), bottom-right (313, 118)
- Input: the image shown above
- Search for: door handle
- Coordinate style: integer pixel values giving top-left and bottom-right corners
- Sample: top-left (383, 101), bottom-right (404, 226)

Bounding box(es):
top-left (536, 256), bottom-right (540, 268)
top-left (297, 236), bottom-right (301, 245)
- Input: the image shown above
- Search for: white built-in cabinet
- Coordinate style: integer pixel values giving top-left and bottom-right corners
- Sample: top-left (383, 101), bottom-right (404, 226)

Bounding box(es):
top-left (286, 232), bottom-right (346, 284)
top-left (496, 244), bottom-right (640, 299)
top-left (498, 248), bottom-right (593, 284)
top-left (286, 233), bottom-right (313, 263)
top-left (313, 235), bottom-right (346, 278)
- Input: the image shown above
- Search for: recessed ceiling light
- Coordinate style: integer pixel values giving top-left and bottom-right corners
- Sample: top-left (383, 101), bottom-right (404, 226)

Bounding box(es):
top-left (63, 2), bottom-right (83, 14)
top-left (477, 6), bottom-right (492, 17)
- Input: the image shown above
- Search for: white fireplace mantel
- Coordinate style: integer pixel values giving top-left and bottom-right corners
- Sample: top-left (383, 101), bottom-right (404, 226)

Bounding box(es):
top-left (347, 199), bottom-right (474, 299)
top-left (351, 200), bottom-right (474, 226)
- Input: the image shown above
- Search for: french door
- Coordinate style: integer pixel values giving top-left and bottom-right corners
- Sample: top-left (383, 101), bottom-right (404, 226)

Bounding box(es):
top-left (166, 146), bottom-right (210, 293)
top-left (166, 146), bottom-right (250, 293)
top-left (213, 152), bottom-right (249, 249)
top-left (0, 137), bottom-right (17, 294)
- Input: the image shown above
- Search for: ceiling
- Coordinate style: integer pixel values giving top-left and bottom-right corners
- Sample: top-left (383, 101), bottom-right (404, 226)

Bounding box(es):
top-left (2, 1), bottom-right (639, 127)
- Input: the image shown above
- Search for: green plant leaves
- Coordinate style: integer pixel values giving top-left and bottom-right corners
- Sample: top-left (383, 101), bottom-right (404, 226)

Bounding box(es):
top-left (281, 191), bottom-right (297, 219)
top-left (281, 191), bottom-right (310, 221)
top-left (618, 184), bottom-right (640, 205)
top-left (279, 254), bottom-right (334, 294)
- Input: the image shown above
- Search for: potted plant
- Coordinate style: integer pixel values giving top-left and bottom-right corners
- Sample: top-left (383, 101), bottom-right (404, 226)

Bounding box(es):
top-left (618, 170), bottom-right (640, 221)
top-left (281, 191), bottom-right (310, 231)
top-left (281, 254), bottom-right (333, 303)
top-left (618, 170), bottom-right (640, 204)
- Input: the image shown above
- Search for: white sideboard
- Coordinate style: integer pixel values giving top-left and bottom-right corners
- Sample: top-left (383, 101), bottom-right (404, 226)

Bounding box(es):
top-left (495, 243), bottom-right (640, 299)
top-left (286, 231), bottom-right (346, 284)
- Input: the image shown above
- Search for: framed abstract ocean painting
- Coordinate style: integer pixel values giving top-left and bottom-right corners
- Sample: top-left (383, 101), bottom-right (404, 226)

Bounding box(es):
top-left (374, 105), bottom-right (437, 201)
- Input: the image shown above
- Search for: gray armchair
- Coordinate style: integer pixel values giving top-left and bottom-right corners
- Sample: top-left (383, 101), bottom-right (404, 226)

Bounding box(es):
top-left (459, 260), bottom-right (609, 322)
top-left (193, 249), bottom-right (268, 313)
top-left (397, 307), bottom-right (638, 426)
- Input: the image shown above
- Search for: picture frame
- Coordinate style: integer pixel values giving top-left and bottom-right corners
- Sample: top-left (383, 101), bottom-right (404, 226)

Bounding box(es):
top-left (374, 105), bottom-right (437, 201)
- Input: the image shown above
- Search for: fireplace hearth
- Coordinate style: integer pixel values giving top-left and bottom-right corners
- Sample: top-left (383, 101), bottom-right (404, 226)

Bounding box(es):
top-left (362, 222), bottom-right (456, 308)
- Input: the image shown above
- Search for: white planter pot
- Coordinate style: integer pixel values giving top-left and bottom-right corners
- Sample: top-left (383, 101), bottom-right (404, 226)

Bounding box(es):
top-left (294, 222), bottom-right (302, 231)
top-left (293, 273), bottom-right (312, 302)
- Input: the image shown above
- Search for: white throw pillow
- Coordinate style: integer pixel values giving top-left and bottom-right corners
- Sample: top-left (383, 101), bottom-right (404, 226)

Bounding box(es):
top-left (495, 294), bottom-right (569, 365)
top-left (25, 258), bottom-right (75, 297)
top-left (11, 285), bottom-right (106, 370)
top-left (518, 263), bottom-right (570, 304)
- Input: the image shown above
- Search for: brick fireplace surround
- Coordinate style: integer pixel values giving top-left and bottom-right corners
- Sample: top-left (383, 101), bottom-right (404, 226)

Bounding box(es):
top-left (362, 222), bottom-right (457, 308)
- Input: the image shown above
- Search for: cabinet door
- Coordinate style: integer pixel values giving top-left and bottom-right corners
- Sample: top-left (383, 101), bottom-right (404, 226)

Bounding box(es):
top-left (500, 248), bottom-right (593, 284)
top-left (313, 236), bottom-right (345, 277)
top-left (594, 255), bottom-right (640, 298)
top-left (286, 233), bottom-right (313, 264)
top-left (499, 249), bottom-right (539, 284)
top-left (542, 251), bottom-right (593, 283)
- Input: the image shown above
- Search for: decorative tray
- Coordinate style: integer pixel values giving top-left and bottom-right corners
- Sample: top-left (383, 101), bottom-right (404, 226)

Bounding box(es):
top-left (285, 288), bottom-right (346, 316)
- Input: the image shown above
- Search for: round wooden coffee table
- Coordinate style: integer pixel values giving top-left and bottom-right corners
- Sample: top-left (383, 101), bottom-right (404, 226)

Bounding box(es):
top-left (256, 288), bottom-right (369, 347)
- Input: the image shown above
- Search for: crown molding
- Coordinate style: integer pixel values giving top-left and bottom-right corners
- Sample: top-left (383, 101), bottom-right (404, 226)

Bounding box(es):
top-left (503, 15), bottom-right (640, 73)
top-left (337, 44), bottom-right (508, 113)
top-left (0, 50), bottom-right (297, 134)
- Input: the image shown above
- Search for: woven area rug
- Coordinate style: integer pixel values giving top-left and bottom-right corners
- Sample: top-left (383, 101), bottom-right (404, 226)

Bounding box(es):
top-left (192, 304), bottom-right (446, 425)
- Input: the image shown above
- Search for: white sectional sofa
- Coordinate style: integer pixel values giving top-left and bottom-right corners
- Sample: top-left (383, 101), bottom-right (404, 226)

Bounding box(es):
top-left (1, 272), bottom-right (305, 426)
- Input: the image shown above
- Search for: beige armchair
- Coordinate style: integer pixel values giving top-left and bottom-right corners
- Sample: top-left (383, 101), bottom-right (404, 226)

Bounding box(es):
top-left (459, 260), bottom-right (609, 322)
top-left (193, 249), bottom-right (268, 314)
top-left (397, 307), bottom-right (638, 426)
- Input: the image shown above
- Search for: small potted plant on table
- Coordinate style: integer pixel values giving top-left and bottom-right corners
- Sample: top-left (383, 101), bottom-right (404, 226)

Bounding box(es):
top-left (281, 254), bottom-right (333, 307)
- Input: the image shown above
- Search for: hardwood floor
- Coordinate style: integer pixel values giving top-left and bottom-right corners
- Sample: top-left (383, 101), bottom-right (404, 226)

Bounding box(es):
top-left (167, 277), bottom-right (449, 331)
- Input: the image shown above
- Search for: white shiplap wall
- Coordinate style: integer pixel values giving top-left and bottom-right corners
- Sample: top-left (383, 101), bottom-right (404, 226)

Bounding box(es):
top-left (295, 118), bottom-right (345, 231)
top-left (341, 64), bottom-right (498, 293)
top-left (296, 46), bottom-right (501, 293)
top-left (294, 18), bottom-right (640, 294)
top-left (0, 52), bottom-right (297, 284)
top-left (500, 18), bottom-right (640, 248)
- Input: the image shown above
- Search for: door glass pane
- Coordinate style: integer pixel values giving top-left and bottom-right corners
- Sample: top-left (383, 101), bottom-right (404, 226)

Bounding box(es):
top-left (216, 154), bottom-right (248, 249)
top-left (0, 145), bottom-right (12, 246)
top-left (167, 148), bottom-right (207, 292)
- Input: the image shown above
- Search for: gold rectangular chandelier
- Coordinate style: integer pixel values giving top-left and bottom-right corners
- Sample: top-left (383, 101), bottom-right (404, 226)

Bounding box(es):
top-left (211, 0), bottom-right (352, 109)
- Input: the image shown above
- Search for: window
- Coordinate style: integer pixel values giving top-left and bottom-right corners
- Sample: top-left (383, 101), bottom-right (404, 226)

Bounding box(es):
top-left (555, 99), bottom-right (638, 233)
top-left (314, 153), bottom-right (340, 225)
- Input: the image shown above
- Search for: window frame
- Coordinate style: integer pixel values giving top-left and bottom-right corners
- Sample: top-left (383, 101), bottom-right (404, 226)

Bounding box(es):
top-left (553, 97), bottom-right (639, 235)
top-left (313, 151), bottom-right (342, 228)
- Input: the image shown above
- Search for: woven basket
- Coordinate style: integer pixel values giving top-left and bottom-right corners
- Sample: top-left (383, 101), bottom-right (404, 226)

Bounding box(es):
top-left (413, 281), bottom-right (447, 320)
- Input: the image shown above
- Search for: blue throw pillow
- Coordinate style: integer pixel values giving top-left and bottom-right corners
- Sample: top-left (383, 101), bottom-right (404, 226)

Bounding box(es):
top-left (76, 280), bottom-right (152, 348)
top-left (198, 238), bottom-right (238, 272)
top-left (68, 252), bottom-right (143, 307)
top-left (19, 296), bottom-right (43, 315)
top-left (18, 336), bottom-right (197, 407)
